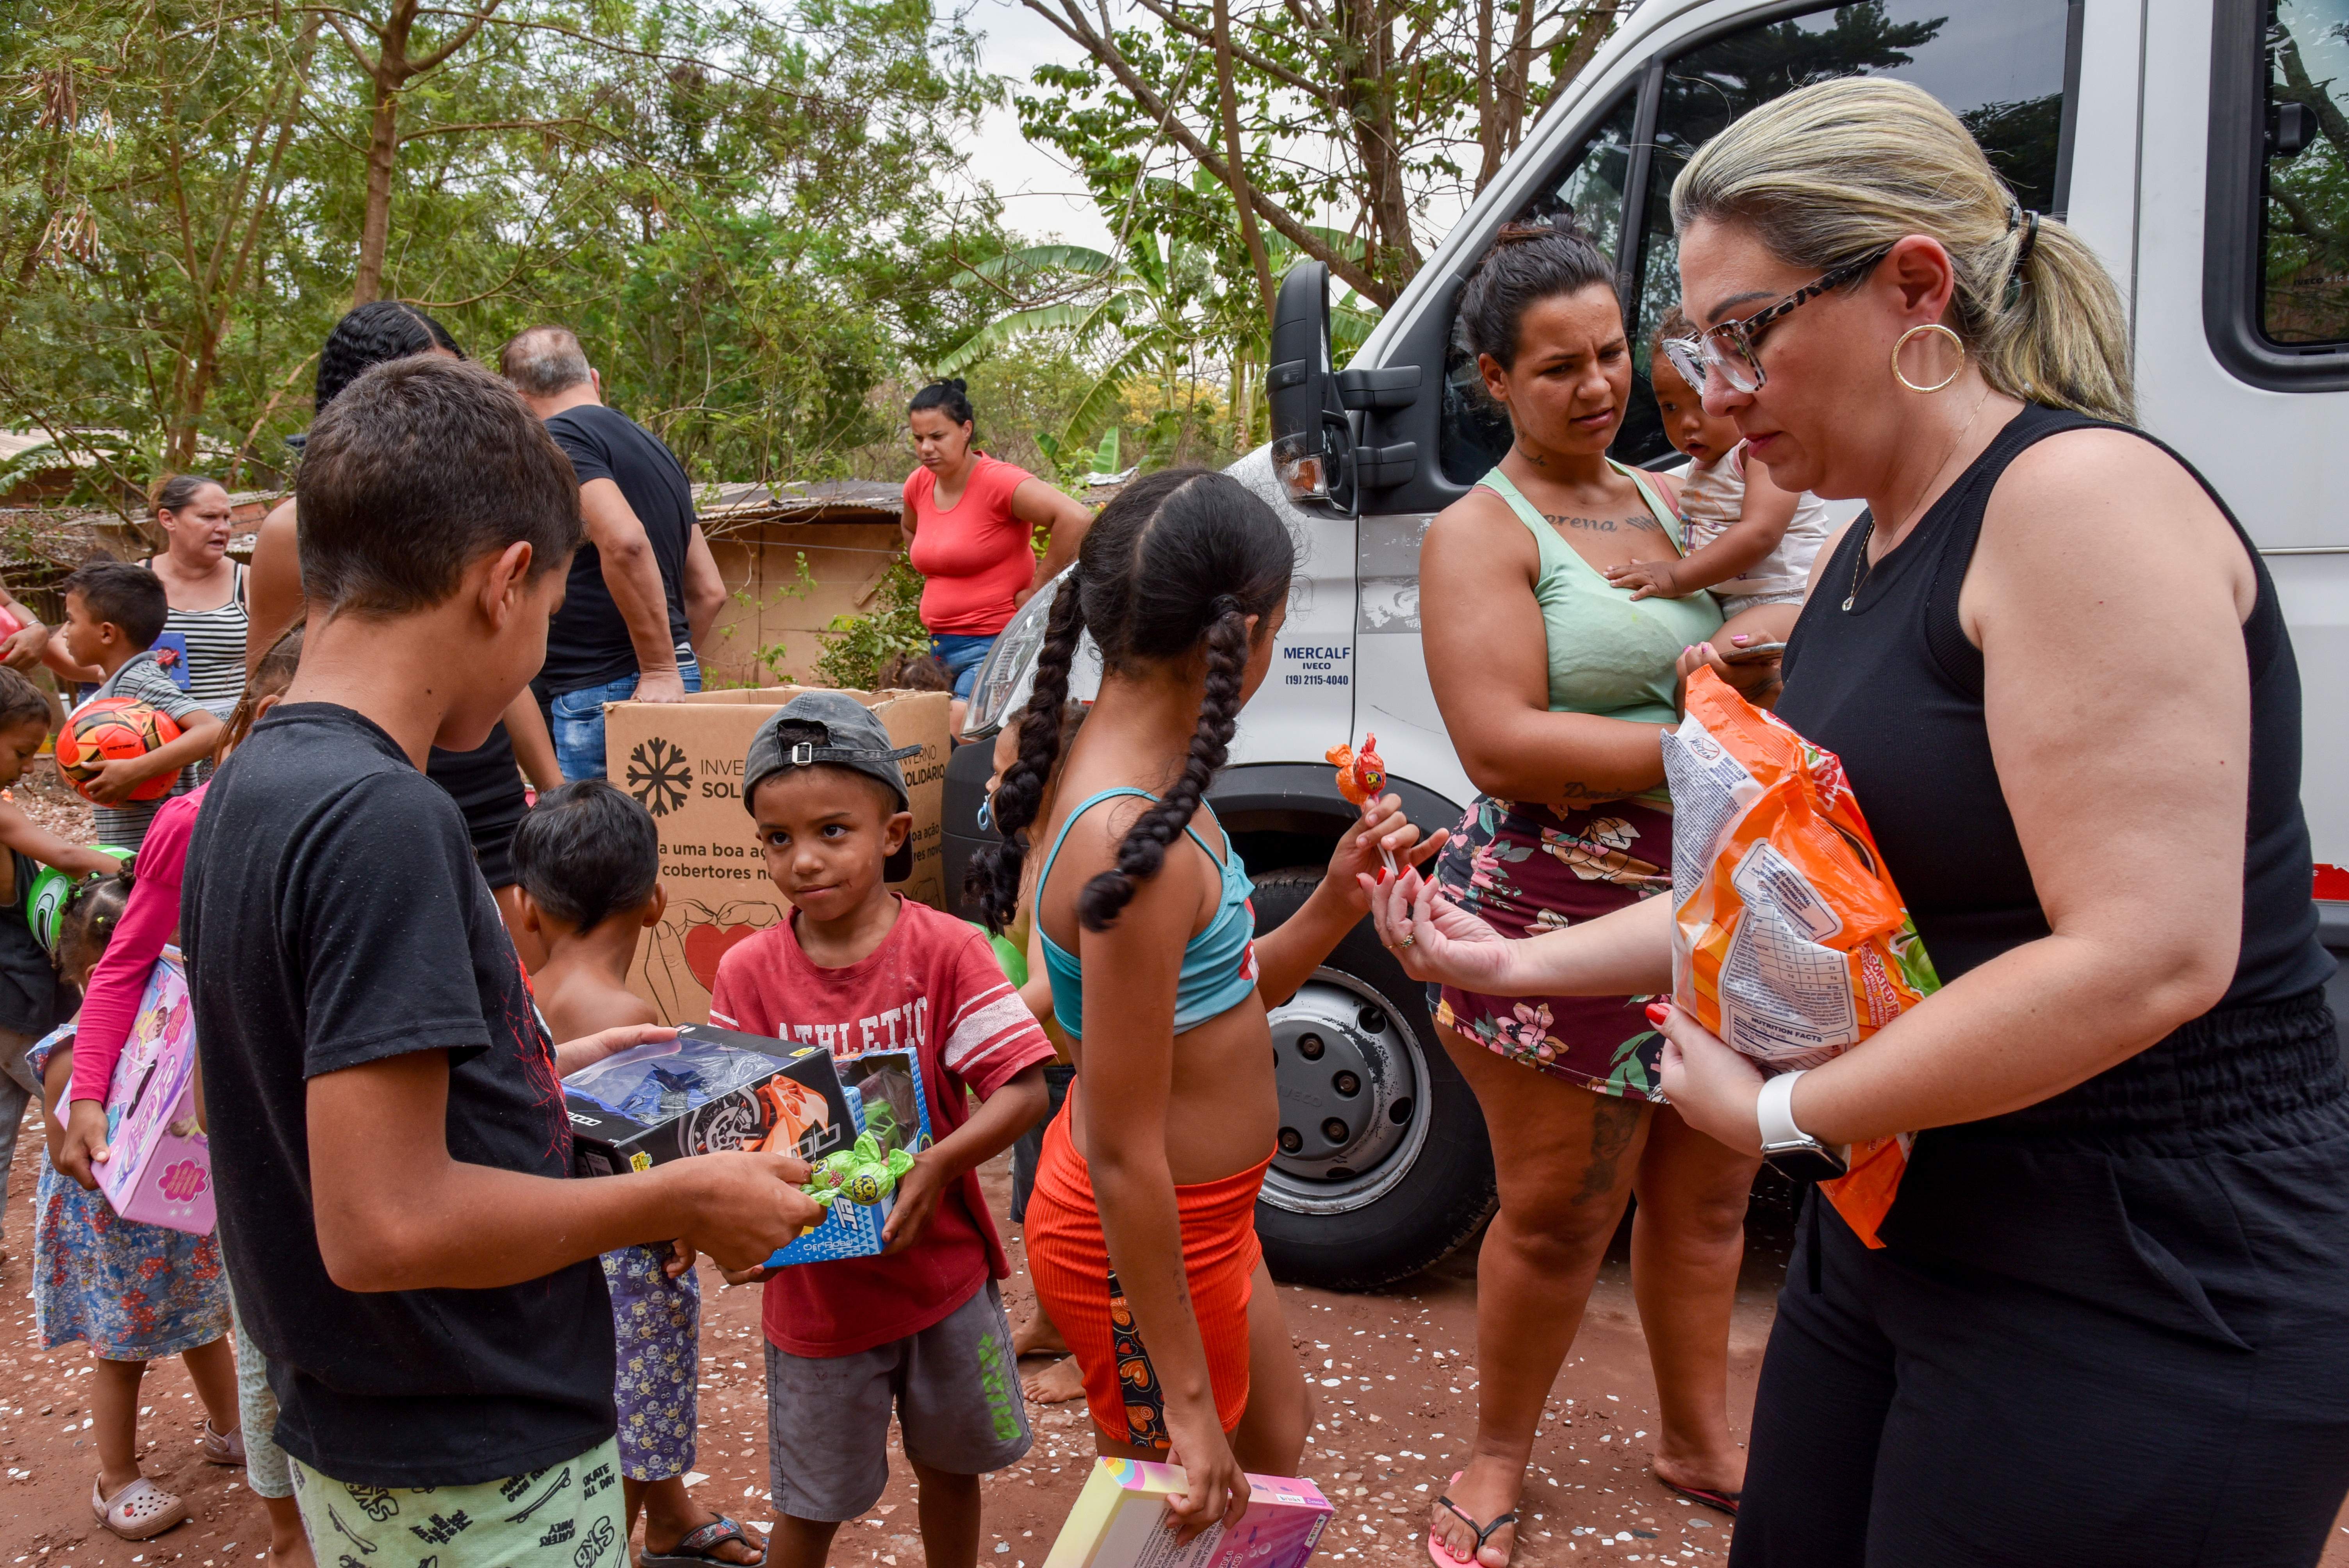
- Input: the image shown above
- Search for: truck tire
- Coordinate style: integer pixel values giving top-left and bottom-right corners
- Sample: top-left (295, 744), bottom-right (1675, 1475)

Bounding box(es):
top-left (1250, 867), bottom-right (1497, 1290)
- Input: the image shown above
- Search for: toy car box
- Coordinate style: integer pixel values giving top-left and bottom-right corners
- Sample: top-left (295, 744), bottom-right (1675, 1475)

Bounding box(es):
top-left (96, 947), bottom-right (213, 1235)
top-left (565, 1021), bottom-right (858, 1176)
top-left (767, 1044), bottom-right (932, 1268)
top-left (1043, 1458), bottom-right (1333, 1568)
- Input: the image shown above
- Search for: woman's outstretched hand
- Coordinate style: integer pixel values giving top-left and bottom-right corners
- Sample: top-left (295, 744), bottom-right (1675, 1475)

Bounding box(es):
top-left (1358, 865), bottom-right (1518, 994)
top-left (1325, 793), bottom-right (1449, 912)
top-left (1649, 1001), bottom-right (1768, 1155)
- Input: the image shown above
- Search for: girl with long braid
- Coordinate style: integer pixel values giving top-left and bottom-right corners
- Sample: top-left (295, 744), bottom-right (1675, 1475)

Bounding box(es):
top-left (975, 468), bottom-right (1446, 1533)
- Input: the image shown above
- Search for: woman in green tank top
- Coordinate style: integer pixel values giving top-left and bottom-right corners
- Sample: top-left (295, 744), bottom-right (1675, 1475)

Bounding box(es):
top-left (1413, 226), bottom-right (1757, 1566)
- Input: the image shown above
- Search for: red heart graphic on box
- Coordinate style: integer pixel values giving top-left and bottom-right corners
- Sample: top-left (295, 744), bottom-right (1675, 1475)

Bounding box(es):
top-left (684, 923), bottom-right (761, 992)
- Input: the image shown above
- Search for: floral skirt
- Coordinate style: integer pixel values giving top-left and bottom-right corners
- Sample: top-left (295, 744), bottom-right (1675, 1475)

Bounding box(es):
top-left (604, 1243), bottom-right (701, 1482)
top-left (32, 1159), bottom-right (228, 1359)
top-left (1430, 795), bottom-right (1674, 1101)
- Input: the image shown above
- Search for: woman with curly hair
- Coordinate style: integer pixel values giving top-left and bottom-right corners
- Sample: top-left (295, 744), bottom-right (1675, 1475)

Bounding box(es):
top-left (245, 301), bottom-right (560, 949)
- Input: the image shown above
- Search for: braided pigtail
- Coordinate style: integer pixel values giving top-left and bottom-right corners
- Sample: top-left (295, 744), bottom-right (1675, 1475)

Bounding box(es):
top-left (1077, 597), bottom-right (1250, 931)
top-left (966, 582), bottom-right (1087, 933)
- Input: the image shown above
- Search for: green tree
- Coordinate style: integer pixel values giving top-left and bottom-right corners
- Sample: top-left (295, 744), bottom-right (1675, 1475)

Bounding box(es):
top-left (1014, 0), bottom-right (1625, 308)
top-left (0, 0), bottom-right (1001, 495)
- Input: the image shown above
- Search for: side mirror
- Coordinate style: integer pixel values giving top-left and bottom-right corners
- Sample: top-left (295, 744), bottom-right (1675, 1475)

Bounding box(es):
top-left (1267, 260), bottom-right (1356, 517)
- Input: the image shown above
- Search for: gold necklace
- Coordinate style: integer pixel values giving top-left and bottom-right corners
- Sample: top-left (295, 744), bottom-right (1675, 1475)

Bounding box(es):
top-left (1842, 389), bottom-right (1992, 613)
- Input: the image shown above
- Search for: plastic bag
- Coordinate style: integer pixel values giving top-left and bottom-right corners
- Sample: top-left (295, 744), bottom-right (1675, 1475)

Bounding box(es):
top-left (565, 1036), bottom-right (777, 1123)
top-left (1660, 667), bottom-right (1941, 1245)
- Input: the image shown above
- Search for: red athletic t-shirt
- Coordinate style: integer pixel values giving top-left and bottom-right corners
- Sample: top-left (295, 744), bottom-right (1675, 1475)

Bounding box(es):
top-left (903, 456), bottom-right (1036, 636)
top-left (707, 897), bottom-right (1054, 1357)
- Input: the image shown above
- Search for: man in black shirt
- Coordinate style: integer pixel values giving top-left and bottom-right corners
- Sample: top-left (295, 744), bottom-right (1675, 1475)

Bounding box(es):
top-left (501, 325), bottom-right (727, 782)
top-left (184, 356), bottom-right (817, 1557)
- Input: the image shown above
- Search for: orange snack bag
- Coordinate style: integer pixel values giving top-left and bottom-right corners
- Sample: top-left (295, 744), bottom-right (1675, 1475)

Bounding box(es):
top-left (1659, 668), bottom-right (1941, 1246)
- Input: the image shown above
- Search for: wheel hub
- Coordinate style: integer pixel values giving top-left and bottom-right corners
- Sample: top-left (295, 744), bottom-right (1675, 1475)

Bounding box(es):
top-left (1263, 970), bottom-right (1429, 1213)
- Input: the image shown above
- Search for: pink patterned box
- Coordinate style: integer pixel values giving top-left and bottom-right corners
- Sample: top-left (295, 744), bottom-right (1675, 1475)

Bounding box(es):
top-left (95, 948), bottom-right (212, 1235)
top-left (1043, 1459), bottom-right (1333, 1568)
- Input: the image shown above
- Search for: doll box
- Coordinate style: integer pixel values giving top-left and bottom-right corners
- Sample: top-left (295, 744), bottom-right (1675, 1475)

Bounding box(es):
top-left (96, 948), bottom-right (214, 1235)
top-left (565, 1022), bottom-right (858, 1177)
top-left (766, 1044), bottom-right (932, 1268)
top-left (1043, 1459), bottom-right (1333, 1568)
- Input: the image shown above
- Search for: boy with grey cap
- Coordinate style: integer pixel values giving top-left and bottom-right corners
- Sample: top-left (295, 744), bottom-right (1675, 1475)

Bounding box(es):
top-left (709, 690), bottom-right (1053, 1568)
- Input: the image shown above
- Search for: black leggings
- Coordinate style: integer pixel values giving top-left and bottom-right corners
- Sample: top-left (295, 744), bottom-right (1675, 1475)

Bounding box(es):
top-left (1731, 989), bottom-right (2349, 1568)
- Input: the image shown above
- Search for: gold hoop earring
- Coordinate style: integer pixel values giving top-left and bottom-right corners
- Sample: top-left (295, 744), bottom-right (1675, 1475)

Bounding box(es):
top-left (1892, 323), bottom-right (1964, 393)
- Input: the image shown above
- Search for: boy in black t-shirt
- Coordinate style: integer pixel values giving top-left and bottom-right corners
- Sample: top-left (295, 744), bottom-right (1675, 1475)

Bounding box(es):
top-left (183, 356), bottom-right (821, 1563)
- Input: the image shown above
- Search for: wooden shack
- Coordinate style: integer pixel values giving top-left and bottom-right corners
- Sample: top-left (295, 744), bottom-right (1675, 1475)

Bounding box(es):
top-left (686, 479), bottom-right (907, 689)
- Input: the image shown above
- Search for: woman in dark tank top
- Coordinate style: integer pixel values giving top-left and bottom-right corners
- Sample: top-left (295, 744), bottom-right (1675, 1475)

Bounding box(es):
top-left (1369, 77), bottom-right (2348, 1568)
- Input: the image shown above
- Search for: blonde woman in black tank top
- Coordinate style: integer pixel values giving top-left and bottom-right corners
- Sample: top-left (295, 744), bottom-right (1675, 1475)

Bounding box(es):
top-left (1370, 79), bottom-right (2347, 1567)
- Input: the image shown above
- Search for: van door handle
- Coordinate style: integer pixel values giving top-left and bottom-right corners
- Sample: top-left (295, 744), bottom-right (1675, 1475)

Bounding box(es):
top-left (1337, 366), bottom-right (1423, 409)
top-left (1357, 442), bottom-right (1419, 488)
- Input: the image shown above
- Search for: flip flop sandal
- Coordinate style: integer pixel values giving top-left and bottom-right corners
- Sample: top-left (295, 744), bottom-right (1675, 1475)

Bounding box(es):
top-left (640, 1515), bottom-right (767, 1567)
top-left (1427, 1471), bottom-right (1517, 1568)
top-left (92, 1474), bottom-right (191, 1540)
top-left (202, 1419), bottom-right (246, 1466)
top-left (1657, 1478), bottom-right (1740, 1516)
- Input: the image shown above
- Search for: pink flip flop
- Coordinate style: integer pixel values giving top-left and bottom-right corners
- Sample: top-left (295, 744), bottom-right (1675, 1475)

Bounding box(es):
top-left (1428, 1471), bottom-right (1517, 1568)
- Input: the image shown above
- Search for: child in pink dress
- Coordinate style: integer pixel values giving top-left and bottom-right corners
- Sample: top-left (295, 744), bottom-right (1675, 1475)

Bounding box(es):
top-left (54, 622), bottom-right (312, 1566)
top-left (32, 873), bottom-right (237, 1543)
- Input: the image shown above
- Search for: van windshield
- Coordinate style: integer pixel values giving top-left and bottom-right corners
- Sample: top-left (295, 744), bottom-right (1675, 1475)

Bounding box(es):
top-left (1440, 0), bottom-right (2074, 479)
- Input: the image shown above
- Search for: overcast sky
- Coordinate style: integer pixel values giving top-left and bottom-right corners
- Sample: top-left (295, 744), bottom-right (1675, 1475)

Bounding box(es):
top-left (954, 0), bottom-right (1119, 249)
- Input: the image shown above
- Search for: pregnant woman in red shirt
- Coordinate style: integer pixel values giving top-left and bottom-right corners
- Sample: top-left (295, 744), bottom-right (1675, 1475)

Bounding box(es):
top-left (901, 380), bottom-right (1094, 719)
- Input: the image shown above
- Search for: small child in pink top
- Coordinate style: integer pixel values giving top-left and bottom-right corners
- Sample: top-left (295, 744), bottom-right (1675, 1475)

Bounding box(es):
top-left (55, 620), bottom-right (313, 1568)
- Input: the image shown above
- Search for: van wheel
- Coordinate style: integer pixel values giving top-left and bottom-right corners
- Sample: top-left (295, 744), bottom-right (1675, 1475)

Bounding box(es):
top-left (1250, 868), bottom-right (1496, 1290)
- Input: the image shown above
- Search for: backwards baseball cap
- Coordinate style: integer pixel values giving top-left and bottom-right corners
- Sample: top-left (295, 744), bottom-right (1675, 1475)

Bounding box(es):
top-left (743, 690), bottom-right (921, 882)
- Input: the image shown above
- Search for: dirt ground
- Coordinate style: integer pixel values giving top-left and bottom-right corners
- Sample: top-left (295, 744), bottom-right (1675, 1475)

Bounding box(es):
top-left (2, 1127), bottom-right (1781, 1567)
top-left (12, 1132), bottom-right (2349, 1567)
top-left (0, 754), bottom-right (2344, 1565)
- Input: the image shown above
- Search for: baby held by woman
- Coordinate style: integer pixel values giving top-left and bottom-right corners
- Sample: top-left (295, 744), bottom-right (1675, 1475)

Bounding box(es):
top-left (1604, 308), bottom-right (1834, 647)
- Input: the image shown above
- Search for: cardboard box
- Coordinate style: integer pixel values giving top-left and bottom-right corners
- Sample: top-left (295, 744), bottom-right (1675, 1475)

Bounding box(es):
top-left (1043, 1459), bottom-right (1333, 1568)
top-left (604, 686), bottom-right (952, 1025)
top-left (565, 1021), bottom-right (860, 1177)
top-left (97, 948), bottom-right (214, 1235)
top-left (767, 1043), bottom-right (933, 1268)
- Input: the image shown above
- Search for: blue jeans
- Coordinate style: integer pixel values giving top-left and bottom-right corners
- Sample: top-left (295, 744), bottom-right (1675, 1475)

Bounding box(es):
top-left (929, 633), bottom-right (998, 701)
top-left (551, 647), bottom-right (702, 782)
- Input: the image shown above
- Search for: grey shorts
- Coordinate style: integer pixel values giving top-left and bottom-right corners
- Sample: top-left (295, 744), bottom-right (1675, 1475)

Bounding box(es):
top-left (765, 1279), bottom-right (1031, 1521)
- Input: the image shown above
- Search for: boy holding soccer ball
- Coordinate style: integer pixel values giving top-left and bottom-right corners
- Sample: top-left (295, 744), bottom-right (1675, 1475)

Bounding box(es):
top-left (56, 561), bottom-right (221, 852)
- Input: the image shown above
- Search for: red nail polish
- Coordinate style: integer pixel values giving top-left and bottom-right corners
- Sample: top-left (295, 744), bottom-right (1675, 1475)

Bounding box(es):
top-left (1645, 1001), bottom-right (1671, 1026)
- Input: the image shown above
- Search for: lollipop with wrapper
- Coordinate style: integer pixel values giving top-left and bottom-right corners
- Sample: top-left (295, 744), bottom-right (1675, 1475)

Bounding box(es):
top-left (804, 1133), bottom-right (915, 1208)
top-left (1327, 733), bottom-right (1397, 873)
top-left (1326, 733), bottom-right (1385, 804)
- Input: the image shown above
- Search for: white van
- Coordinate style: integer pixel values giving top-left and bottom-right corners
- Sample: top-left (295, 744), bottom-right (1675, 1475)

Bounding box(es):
top-left (942, 0), bottom-right (2349, 1289)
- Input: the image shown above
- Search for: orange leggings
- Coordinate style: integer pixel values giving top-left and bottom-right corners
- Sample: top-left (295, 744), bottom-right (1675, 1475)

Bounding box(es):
top-left (1023, 1101), bottom-right (1272, 1449)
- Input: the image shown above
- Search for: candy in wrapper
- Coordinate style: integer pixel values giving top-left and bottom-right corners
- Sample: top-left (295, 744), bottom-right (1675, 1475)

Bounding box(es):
top-left (1660, 668), bottom-right (1942, 1247)
top-left (1325, 733), bottom-right (1385, 805)
top-left (803, 1106), bottom-right (916, 1208)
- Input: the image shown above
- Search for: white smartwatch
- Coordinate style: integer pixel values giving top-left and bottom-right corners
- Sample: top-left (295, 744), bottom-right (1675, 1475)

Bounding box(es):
top-left (1756, 1069), bottom-right (1847, 1183)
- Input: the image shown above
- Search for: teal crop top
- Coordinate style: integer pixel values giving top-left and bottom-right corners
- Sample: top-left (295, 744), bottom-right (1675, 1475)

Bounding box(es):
top-left (1036, 788), bottom-right (1259, 1039)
